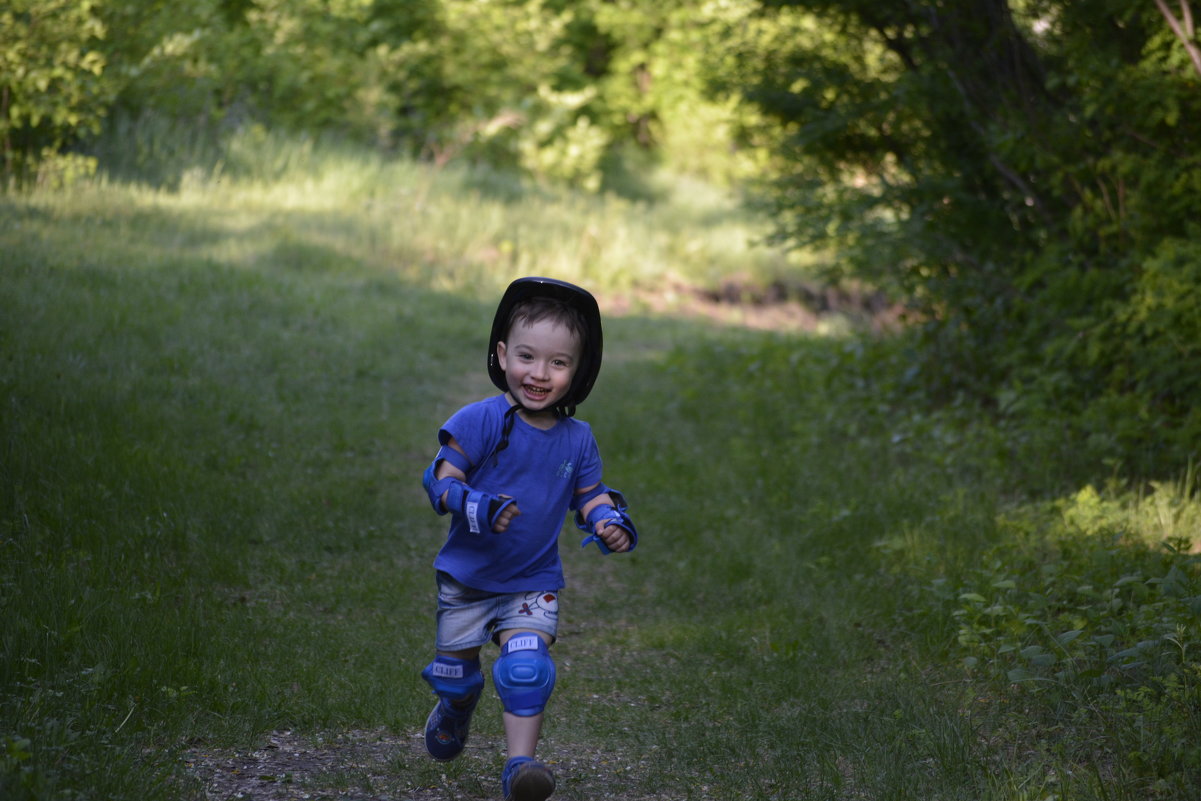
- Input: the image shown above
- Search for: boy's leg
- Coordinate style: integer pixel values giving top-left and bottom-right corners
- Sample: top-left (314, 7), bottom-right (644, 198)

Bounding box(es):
top-left (495, 630), bottom-right (556, 801)
top-left (424, 572), bottom-right (499, 761)
top-left (421, 646), bottom-right (484, 761)
top-left (496, 631), bottom-right (549, 757)
top-left (503, 710), bottom-right (543, 759)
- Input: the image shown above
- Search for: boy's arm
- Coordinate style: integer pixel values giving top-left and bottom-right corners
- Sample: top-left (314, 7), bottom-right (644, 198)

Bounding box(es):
top-left (425, 437), bottom-right (520, 533)
top-left (575, 484), bottom-right (634, 553)
top-left (433, 439), bottom-right (468, 484)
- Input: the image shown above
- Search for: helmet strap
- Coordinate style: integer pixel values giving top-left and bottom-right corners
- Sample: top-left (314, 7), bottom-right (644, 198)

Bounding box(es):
top-left (489, 398), bottom-right (568, 465)
top-left (490, 403), bottom-right (522, 465)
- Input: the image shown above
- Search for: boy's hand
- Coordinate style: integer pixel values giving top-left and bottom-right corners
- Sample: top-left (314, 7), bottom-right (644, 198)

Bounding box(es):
top-left (492, 496), bottom-right (520, 533)
top-left (594, 520), bottom-right (631, 553)
top-left (576, 489), bottom-right (637, 554)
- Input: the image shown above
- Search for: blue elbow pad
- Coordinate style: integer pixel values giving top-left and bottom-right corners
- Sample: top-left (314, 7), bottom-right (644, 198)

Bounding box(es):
top-left (422, 446), bottom-right (473, 513)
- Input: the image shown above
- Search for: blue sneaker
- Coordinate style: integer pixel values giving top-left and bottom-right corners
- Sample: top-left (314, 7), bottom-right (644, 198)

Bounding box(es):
top-left (423, 695), bottom-right (479, 761)
top-left (502, 756), bottom-right (555, 801)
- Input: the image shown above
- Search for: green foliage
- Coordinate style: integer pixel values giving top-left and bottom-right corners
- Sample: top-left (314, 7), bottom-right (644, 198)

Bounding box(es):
top-left (0, 0), bottom-right (109, 186)
top-left (932, 478), bottom-right (1201, 796)
top-left (736, 0), bottom-right (1201, 477)
top-left (1081, 236), bottom-right (1201, 468)
top-left (6, 0), bottom-right (761, 191)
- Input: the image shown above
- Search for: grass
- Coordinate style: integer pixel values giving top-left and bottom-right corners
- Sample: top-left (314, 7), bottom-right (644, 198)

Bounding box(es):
top-left (3, 137), bottom-right (1200, 800)
top-left (83, 122), bottom-right (804, 298)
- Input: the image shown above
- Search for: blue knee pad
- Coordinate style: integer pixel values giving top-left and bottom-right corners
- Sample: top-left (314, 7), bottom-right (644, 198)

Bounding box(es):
top-left (421, 655), bottom-right (484, 702)
top-left (492, 634), bottom-right (555, 717)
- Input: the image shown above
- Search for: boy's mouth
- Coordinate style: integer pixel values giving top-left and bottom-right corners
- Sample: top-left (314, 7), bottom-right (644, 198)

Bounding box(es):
top-left (522, 384), bottom-right (550, 401)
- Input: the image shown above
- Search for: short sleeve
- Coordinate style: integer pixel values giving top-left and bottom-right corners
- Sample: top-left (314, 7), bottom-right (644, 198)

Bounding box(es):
top-left (573, 425), bottom-right (604, 493)
top-left (437, 397), bottom-right (504, 473)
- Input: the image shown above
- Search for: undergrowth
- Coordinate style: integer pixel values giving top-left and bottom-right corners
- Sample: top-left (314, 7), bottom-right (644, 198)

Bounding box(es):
top-left (933, 479), bottom-right (1201, 797)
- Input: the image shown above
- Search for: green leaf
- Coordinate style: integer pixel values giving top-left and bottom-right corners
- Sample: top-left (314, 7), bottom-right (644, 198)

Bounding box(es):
top-left (1056, 629), bottom-right (1084, 646)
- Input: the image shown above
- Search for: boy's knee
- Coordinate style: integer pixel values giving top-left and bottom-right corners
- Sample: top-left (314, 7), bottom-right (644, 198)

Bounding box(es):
top-left (492, 633), bottom-right (555, 716)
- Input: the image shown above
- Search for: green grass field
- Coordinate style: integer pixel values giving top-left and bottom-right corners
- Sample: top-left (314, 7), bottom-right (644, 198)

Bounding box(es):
top-left (3, 142), bottom-right (1199, 800)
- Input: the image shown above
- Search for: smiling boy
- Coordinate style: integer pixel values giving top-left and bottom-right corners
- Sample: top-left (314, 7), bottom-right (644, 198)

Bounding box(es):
top-left (419, 277), bottom-right (638, 801)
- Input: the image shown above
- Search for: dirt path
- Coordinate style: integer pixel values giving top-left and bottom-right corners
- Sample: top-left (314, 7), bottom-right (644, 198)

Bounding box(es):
top-left (181, 726), bottom-right (676, 800)
top-left (607, 277), bottom-right (903, 334)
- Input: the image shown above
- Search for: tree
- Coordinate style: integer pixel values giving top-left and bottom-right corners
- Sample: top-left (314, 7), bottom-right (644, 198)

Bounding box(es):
top-left (5, 0), bottom-right (755, 190)
top-left (736, 0), bottom-right (1201, 471)
top-left (1, 0), bottom-right (110, 186)
top-left (1154, 0), bottom-right (1201, 77)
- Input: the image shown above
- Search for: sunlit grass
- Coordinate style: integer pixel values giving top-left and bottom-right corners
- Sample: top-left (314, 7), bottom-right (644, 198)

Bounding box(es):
top-left (73, 125), bottom-right (807, 302)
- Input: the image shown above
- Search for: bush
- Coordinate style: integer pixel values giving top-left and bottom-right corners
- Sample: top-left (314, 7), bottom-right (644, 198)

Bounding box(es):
top-left (735, 2), bottom-right (1201, 481)
top-left (0, 0), bottom-right (110, 187)
top-left (1083, 236), bottom-right (1201, 471)
top-left (932, 478), bottom-right (1201, 796)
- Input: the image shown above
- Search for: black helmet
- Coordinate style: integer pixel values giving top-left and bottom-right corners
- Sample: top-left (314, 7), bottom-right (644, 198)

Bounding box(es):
top-left (487, 276), bottom-right (603, 417)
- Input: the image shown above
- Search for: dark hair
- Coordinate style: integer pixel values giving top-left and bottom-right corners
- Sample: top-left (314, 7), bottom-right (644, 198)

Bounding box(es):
top-left (504, 296), bottom-right (588, 351)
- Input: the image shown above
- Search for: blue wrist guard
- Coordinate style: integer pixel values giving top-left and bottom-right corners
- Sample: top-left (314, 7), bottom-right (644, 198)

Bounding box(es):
top-left (422, 462), bottom-right (515, 534)
top-left (576, 488), bottom-right (637, 554)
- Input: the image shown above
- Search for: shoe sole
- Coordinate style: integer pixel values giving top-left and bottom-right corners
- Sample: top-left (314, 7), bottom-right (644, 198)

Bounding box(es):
top-left (424, 704), bottom-right (468, 762)
top-left (507, 764), bottom-right (555, 801)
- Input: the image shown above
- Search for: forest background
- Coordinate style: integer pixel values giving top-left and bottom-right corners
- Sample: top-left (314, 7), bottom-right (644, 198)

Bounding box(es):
top-left (3, 0), bottom-right (1201, 799)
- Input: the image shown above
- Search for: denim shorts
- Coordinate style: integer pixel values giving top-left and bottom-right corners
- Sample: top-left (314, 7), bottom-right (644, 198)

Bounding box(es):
top-left (433, 571), bottom-right (561, 651)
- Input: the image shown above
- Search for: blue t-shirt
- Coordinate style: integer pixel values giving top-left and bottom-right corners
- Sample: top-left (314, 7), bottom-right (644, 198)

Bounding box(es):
top-left (432, 394), bottom-right (604, 592)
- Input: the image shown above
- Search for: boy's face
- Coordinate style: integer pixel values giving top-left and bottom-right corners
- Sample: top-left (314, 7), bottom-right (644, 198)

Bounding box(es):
top-left (495, 317), bottom-right (582, 412)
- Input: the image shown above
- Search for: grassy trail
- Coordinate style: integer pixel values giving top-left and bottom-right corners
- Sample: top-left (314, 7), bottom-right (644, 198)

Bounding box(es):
top-left (3, 166), bottom-right (1199, 801)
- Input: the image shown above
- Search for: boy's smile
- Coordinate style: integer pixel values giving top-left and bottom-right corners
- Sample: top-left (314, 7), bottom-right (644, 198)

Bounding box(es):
top-left (495, 318), bottom-right (581, 415)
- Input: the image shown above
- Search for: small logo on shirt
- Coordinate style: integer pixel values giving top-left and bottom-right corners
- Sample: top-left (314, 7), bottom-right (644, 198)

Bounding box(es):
top-left (556, 460), bottom-right (574, 479)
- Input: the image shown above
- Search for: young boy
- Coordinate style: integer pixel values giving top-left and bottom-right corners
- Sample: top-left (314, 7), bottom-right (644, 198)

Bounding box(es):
top-left (420, 277), bottom-right (638, 801)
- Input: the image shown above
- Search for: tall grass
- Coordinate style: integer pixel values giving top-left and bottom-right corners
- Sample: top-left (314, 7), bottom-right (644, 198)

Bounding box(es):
top-left (3, 136), bottom-right (1199, 800)
top-left (84, 121), bottom-right (803, 297)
